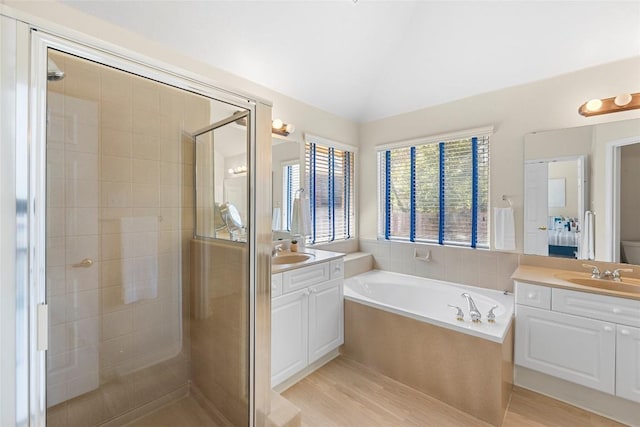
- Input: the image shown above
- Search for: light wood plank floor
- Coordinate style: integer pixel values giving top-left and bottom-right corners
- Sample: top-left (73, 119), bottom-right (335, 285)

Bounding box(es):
top-left (282, 357), bottom-right (626, 427)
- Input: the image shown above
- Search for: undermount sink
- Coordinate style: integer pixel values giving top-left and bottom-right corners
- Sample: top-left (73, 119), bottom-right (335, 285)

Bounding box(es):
top-left (554, 272), bottom-right (640, 295)
top-left (272, 253), bottom-right (314, 265)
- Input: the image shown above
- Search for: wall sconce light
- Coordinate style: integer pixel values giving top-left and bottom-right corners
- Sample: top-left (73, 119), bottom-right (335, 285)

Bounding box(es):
top-left (228, 165), bottom-right (247, 175)
top-left (579, 92), bottom-right (640, 117)
top-left (234, 113), bottom-right (295, 137)
top-left (272, 118), bottom-right (295, 137)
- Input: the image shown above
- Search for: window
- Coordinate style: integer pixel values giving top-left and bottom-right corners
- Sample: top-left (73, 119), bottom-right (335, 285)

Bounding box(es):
top-left (281, 162), bottom-right (301, 231)
top-left (378, 131), bottom-right (490, 248)
top-left (305, 135), bottom-right (355, 244)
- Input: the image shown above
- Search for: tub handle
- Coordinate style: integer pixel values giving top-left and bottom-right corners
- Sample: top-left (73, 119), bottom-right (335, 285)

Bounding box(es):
top-left (447, 305), bottom-right (464, 321)
top-left (487, 305), bottom-right (498, 323)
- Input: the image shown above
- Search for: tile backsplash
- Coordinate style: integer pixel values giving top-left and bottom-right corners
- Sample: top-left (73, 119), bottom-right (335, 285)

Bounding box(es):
top-left (359, 238), bottom-right (519, 293)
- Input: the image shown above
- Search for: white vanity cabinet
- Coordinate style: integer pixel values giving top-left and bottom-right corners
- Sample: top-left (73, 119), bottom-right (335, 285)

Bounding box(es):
top-left (271, 258), bottom-right (344, 388)
top-left (616, 324), bottom-right (640, 402)
top-left (271, 286), bottom-right (309, 386)
top-left (515, 281), bottom-right (640, 402)
top-left (515, 304), bottom-right (615, 393)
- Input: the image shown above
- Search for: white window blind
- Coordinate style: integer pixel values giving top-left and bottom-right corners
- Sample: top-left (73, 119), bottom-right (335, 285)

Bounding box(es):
top-left (379, 134), bottom-right (489, 248)
top-left (305, 141), bottom-right (355, 244)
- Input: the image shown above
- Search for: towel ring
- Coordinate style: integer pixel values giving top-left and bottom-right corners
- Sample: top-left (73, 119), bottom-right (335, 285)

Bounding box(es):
top-left (501, 195), bottom-right (513, 207)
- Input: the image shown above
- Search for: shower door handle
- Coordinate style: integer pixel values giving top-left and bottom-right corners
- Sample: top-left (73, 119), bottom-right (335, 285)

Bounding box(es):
top-left (72, 258), bottom-right (94, 268)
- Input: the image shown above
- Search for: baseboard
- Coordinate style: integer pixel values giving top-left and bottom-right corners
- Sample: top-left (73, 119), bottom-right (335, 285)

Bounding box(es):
top-left (515, 366), bottom-right (640, 427)
top-left (273, 349), bottom-right (340, 393)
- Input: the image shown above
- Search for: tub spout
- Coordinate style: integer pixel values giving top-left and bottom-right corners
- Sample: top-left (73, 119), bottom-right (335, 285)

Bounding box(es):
top-left (461, 293), bottom-right (481, 322)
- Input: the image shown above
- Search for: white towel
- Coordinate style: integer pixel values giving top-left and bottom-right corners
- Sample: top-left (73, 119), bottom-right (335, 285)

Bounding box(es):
top-left (579, 211), bottom-right (595, 260)
top-left (494, 207), bottom-right (516, 250)
top-left (272, 207), bottom-right (282, 231)
top-left (291, 197), bottom-right (311, 237)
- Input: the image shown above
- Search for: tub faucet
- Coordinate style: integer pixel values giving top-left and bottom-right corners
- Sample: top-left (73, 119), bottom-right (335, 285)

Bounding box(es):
top-left (461, 293), bottom-right (481, 322)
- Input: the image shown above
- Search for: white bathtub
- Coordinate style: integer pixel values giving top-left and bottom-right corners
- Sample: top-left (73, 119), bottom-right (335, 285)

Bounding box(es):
top-left (344, 270), bottom-right (514, 343)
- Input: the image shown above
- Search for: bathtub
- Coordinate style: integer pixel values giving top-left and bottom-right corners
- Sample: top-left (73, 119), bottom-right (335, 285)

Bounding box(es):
top-left (342, 270), bottom-right (515, 425)
top-left (344, 270), bottom-right (514, 343)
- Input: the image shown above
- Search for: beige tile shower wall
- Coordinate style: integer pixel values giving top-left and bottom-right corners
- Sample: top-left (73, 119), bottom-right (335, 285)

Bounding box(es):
top-left (45, 51), bottom-right (206, 419)
top-left (359, 239), bottom-right (519, 293)
top-left (190, 238), bottom-right (249, 426)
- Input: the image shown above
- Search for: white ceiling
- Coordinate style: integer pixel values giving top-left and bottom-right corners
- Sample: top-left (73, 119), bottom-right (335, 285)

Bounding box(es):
top-left (62, 1), bottom-right (640, 123)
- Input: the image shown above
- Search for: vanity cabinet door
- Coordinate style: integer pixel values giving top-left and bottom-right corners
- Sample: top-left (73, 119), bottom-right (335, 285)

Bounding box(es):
top-left (271, 288), bottom-right (309, 387)
top-left (616, 325), bottom-right (640, 403)
top-left (308, 279), bottom-right (344, 364)
top-left (515, 305), bottom-right (615, 394)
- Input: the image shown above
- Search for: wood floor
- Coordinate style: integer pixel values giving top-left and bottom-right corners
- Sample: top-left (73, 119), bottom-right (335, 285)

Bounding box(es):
top-left (282, 356), bottom-right (626, 427)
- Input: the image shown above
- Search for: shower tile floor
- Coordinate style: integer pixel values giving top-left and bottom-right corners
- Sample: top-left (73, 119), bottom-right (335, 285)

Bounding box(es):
top-left (126, 397), bottom-right (221, 426)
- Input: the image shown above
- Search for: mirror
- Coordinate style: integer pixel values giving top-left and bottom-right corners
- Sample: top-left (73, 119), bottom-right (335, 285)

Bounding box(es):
top-left (194, 109), bottom-right (249, 242)
top-left (272, 139), bottom-right (303, 233)
top-left (524, 118), bottom-right (640, 262)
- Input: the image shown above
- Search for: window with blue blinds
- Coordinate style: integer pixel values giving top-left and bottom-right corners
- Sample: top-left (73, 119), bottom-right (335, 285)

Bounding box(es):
top-left (282, 163), bottom-right (300, 231)
top-left (379, 134), bottom-right (489, 248)
top-left (305, 141), bottom-right (355, 244)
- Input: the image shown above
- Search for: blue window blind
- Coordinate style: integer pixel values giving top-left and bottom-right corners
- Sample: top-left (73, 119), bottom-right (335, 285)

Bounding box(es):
top-left (306, 141), bottom-right (355, 244)
top-left (378, 134), bottom-right (489, 248)
top-left (282, 163), bottom-right (300, 231)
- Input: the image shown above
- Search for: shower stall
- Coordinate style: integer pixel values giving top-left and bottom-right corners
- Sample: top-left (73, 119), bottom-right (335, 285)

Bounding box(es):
top-left (1, 20), bottom-right (272, 427)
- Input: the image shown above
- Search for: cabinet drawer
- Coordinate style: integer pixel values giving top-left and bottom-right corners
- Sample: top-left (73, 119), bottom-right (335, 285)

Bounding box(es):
top-left (283, 262), bottom-right (331, 294)
top-left (271, 273), bottom-right (283, 298)
top-left (330, 259), bottom-right (344, 279)
top-left (552, 288), bottom-right (640, 327)
top-left (515, 281), bottom-right (551, 309)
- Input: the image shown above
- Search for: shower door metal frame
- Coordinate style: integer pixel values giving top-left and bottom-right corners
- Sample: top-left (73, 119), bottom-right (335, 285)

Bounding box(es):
top-left (24, 25), bottom-right (270, 427)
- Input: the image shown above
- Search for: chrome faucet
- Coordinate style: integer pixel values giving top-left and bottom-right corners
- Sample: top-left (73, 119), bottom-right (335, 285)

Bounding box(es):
top-left (612, 268), bottom-right (633, 282)
top-left (582, 263), bottom-right (601, 279)
top-left (447, 305), bottom-right (465, 321)
top-left (461, 293), bottom-right (481, 323)
top-left (272, 244), bottom-right (285, 257)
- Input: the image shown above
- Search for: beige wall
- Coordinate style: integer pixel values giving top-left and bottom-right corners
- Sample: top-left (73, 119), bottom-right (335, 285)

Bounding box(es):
top-left (359, 57), bottom-right (640, 251)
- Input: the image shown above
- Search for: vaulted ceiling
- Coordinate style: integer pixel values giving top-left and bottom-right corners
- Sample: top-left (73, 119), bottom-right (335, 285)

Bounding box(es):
top-left (63, 1), bottom-right (640, 123)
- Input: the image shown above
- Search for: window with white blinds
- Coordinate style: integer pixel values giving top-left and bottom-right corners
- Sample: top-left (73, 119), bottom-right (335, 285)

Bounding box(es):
top-left (282, 162), bottom-right (300, 231)
top-left (305, 140), bottom-right (355, 244)
top-left (379, 134), bottom-right (489, 248)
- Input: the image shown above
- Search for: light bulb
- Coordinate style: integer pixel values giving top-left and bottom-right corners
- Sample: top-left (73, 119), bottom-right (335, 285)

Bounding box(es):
top-left (285, 123), bottom-right (295, 134)
top-left (614, 93), bottom-right (632, 107)
top-left (272, 119), bottom-right (283, 130)
top-left (585, 99), bottom-right (603, 112)
top-left (228, 168), bottom-right (234, 174)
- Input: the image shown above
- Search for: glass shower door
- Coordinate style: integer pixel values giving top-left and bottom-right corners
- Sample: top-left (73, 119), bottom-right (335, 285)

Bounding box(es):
top-left (44, 47), bottom-right (252, 426)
